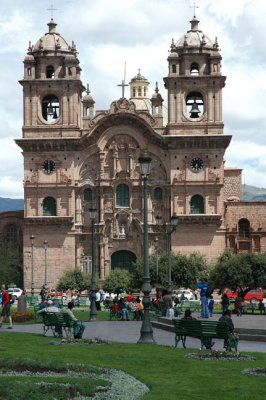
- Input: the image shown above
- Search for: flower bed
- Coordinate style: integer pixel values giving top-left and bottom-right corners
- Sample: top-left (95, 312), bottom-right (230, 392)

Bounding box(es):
top-left (242, 368), bottom-right (266, 377)
top-left (50, 337), bottom-right (109, 346)
top-left (12, 312), bottom-right (34, 322)
top-left (186, 351), bottom-right (256, 361)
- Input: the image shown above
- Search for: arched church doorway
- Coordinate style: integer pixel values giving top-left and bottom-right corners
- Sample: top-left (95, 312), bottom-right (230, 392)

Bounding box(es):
top-left (111, 250), bottom-right (136, 273)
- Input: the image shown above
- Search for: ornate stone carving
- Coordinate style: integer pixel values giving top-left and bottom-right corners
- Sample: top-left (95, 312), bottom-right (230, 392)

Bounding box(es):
top-left (110, 99), bottom-right (136, 114)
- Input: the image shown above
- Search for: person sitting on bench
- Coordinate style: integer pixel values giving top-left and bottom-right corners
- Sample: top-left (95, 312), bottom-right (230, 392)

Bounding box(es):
top-left (63, 301), bottom-right (85, 339)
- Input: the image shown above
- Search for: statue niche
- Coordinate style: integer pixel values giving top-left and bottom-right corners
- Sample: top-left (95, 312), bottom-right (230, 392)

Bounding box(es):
top-left (105, 135), bottom-right (138, 179)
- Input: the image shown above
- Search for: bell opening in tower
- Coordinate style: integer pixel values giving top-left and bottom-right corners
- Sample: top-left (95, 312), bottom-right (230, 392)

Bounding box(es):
top-left (186, 91), bottom-right (204, 119)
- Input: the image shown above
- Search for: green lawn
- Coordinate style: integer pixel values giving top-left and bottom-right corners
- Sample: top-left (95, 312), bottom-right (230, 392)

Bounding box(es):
top-left (1, 331), bottom-right (266, 399)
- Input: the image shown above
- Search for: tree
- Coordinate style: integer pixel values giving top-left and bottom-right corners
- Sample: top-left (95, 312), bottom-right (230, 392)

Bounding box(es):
top-left (103, 268), bottom-right (132, 294)
top-left (0, 245), bottom-right (23, 288)
top-left (56, 269), bottom-right (91, 292)
top-left (133, 252), bottom-right (209, 289)
top-left (209, 250), bottom-right (266, 290)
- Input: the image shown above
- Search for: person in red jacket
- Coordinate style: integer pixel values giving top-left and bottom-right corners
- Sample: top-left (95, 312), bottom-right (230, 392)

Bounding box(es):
top-left (0, 284), bottom-right (13, 329)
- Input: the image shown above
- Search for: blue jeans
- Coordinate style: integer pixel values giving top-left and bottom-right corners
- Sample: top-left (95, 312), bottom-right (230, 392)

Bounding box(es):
top-left (201, 296), bottom-right (208, 317)
top-left (122, 308), bottom-right (130, 320)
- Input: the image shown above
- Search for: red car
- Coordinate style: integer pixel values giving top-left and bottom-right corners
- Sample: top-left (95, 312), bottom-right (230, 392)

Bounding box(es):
top-left (225, 288), bottom-right (263, 302)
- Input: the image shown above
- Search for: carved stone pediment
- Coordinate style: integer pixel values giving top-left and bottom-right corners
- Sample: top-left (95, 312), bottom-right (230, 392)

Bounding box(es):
top-left (110, 99), bottom-right (136, 114)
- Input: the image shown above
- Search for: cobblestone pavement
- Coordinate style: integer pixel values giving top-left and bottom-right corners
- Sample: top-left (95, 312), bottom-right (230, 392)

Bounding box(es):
top-left (2, 313), bottom-right (266, 353)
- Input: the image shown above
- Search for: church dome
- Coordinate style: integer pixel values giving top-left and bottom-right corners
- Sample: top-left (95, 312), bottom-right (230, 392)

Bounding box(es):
top-left (176, 16), bottom-right (214, 49)
top-left (131, 71), bottom-right (148, 82)
top-left (32, 19), bottom-right (72, 54)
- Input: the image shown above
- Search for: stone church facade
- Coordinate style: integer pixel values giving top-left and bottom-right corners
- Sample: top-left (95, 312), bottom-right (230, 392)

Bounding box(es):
top-left (13, 16), bottom-right (266, 291)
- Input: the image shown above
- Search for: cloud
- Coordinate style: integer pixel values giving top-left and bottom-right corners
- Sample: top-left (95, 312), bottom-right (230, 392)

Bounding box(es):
top-left (1, 0), bottom-right (266, 197)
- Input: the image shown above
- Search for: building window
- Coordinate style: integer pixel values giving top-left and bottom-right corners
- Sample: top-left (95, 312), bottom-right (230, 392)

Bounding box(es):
top-left (238, 218), bottom-right (250, 238)
top-left (133, 87), bottom-right (136, 97)
top-left (190, 63), bottom-right (199, 76)
top-left (154, 187), bottom-right (163, 201)
top-left (116, 184), bottom-right (129, 207)
top-left (27, 68), bottom-right (32, 77)
top-left (84, 188), bottom-right (92, 202)
top-left (172, 64), bottom-right (176, 73)
top-left (46, 65), bottom-right (55, 78)
top-left (43, 197), bottom-right (56, 216)
top-left (5, 225), bottom-right (17, 243)
top-left (138, 86), bottom-right (142, 96)
top-left (190, 195), bottom-right (204, 214)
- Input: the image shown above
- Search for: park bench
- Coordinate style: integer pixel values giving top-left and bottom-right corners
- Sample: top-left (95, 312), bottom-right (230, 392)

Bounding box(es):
top-left (176, 300), bottom-right (201, 314)
top-left (173, 319), bottom-right (239, 351)
top-left (42, 312), bottom-right (74, 338)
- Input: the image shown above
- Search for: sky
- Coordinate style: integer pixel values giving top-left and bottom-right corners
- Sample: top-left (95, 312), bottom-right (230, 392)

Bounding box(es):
top-left (1, 0), bottom-right (266, 198)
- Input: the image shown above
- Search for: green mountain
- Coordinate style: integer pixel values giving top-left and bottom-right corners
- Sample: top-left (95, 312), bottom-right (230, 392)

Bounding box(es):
top-left (242, 185), bottom-right (266, 201)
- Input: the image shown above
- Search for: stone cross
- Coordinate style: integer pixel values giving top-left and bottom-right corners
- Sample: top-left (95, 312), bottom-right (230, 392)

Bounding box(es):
top-left (190, 2), bottom-right (199, 17)
top-left (47, 4), bottom-right (58, 19)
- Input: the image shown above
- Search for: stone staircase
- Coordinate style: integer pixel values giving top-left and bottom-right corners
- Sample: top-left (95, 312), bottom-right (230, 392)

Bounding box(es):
top-left (152, 317), bottom-right (266, 342)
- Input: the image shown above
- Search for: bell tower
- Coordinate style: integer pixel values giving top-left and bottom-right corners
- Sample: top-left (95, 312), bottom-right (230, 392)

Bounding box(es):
top-left (164, 16), bottom-right (225, 136)
top-left (21, 19), bottom-right (84, 139)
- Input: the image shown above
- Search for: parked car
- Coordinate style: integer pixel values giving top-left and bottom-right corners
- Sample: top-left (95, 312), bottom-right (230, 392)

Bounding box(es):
top-left (225, 288), bottom-right (263, 303)
top-left (174, 289), bottom-right (194, 301)
top-left (8, 287), bottom-right (23, 300)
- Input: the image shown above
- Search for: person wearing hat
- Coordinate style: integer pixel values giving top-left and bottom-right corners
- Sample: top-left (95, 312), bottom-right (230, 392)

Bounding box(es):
top-left (37, 299), bottom-right (63, 337)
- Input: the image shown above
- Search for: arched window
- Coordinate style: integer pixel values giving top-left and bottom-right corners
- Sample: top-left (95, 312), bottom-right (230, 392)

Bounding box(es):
top-left (190, 63), bottom-right (199, 76)
top-left (238, 218), bottom-right (250, 238)
top-left (84, 188), bottom-right (92, 202)
top-left (43, 197), bottom-right (56, 216)
top-left (46, 65), bottom-right (55, 78)
top-left (190, 195), bottom-right (204, 214)
top-left (154, 187), bottom-right (163, 201)
top-left (116, 184), bottom-right (129, 207)
top-left (138, 86), bottom-right (142, 96)
top-left (186, 91), bottom-right (204, 118)
top-left (172, 64), bottom-right (176, 73)
top-left (42, 94), bottom-right (60, 122)
top-left (5, 225), bottom-right (17, 243)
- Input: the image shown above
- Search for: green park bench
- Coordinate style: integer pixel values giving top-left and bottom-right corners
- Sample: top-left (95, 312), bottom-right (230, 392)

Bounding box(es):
top-left (173, 318), bottom-right (239, 351)
top-left (176, 300), bottom-right (201, 314)
top-left (42, 312), bottom-right (75, 338)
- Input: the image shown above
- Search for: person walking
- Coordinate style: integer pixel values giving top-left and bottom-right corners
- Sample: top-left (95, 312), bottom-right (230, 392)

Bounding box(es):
top-left (0, 284), bottom-right (13, 329)
top-left (208, 295), bottom-right (215, 317)
top-left (17, 290), bottom-right (27, 313)
top-left (196, 279), bottom-right (209, 318)
top-left (221, 293), bottom-right (230, 314)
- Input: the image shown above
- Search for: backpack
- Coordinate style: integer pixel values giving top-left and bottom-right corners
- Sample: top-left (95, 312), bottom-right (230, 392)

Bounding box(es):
top-left (205, 287), bottom-right (213, 298)
top-left (9, 294), bottom-right (15, 304)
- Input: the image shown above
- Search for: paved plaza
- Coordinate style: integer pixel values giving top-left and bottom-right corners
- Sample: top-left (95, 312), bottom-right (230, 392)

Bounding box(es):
top-left (3, 312), bottom-right (266, 353)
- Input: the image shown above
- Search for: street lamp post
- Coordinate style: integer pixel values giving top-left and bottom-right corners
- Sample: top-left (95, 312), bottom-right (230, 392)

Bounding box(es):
top-left (30, 234), bottom-right (35, 304)
top-left (43, 240), bottom-right (48, 287)
top-left (138, 155), bottom-right (156, 344)
top-left (156, 214), bottom-right (178, 291)
top-left (89, 207), bottom-right (97, 321)
top-left (154, 237), bottom-right (159, 284)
